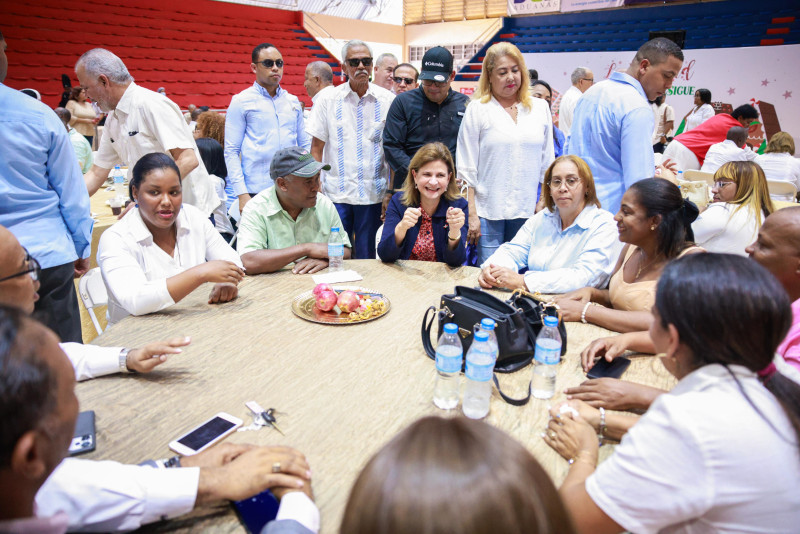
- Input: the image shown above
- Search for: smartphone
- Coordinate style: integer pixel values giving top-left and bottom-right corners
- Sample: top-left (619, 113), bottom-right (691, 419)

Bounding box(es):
top-left (69, 410), bottom-right (96, 456)
top-left (587, 356), bottom-right (631, 380)
top-left (233, 489), bottom-right (280, 534)
top-left (168, 412), bottom-right (242, 456)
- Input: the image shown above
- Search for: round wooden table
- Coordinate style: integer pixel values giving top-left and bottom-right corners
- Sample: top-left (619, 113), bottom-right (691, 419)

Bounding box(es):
top-left (77, 259), bottom-right (676, 533)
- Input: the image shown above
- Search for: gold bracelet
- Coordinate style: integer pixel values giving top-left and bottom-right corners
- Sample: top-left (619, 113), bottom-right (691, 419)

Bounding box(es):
top-left (448, 233), bottom-right (460, 241)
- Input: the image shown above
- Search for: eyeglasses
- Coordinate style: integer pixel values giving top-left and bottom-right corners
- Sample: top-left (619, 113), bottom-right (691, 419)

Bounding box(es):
top-left (0, 249), bottom-right (41, 283)
top-left (257, 59), bottom-right (284, 68)
top-left (346, 57), bottom-right (373, 68)
top-left (713, 180), bottom-right (735, 189)
top-left (582, 78), bottom-right (594, 83)
top-left (393, 76), bottom-right (415, 85)
top-left (421, 79), bottom-right (447, 88)
top-left (549, 177), bottom-right (582, 189)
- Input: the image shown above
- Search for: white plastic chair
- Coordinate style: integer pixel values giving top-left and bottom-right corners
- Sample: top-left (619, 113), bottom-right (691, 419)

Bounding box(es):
top-left (79, 268), bottom-right (108, 336)
top-left (375, 224), bottom-right (383, 255)
top-left (767, 180), bottom-right (798, 202)
top-left (683, 169), bottom-right (715, 187)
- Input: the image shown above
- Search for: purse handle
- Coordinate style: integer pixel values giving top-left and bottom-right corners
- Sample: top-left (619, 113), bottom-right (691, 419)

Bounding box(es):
top-left (421, 306), bottom-right (533, 406)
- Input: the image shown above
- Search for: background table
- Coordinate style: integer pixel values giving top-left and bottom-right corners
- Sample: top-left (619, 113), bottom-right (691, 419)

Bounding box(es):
top-left (77, 259), bottom-right (676, 533)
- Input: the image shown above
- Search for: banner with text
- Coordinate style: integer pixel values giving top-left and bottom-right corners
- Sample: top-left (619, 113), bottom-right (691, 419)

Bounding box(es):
top-left (508, 0), bottom-right (561, 15)
top-left (560, 0), bottom-right (624, 12)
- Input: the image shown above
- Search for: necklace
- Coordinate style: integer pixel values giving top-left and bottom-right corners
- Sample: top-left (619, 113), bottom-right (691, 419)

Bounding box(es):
top-left (636, 248), bottom-right (658, 280)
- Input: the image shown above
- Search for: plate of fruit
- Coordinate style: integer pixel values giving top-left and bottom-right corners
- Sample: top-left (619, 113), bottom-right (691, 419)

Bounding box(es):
top-left (291, 284), bottom-right (391, 324)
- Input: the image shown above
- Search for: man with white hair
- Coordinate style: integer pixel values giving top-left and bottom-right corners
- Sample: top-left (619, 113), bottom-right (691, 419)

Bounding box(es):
top-left (307, 40), bottom-right (394, 258)
top-left (372, 52), bottom-right (397, 92)
top-left (77, 48), bottom-right (218, 218)
top-left (558, 66), bottom-right (594, 135)
top-left (303, 60), bottom-right (333, 103)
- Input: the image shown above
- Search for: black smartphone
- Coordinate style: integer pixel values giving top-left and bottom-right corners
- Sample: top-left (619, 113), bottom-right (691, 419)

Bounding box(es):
top-left (69, 410), bottom-right (96, 456)
top-left (233, 489), bottom-right (280, 534)
top-left (587, 356), bottom-right (631, 380)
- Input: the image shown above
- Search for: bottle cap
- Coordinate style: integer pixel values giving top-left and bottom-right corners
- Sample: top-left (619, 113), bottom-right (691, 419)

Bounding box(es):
top-left (543, 316), bottom-right (558, 327)
top-left (474, 331), bottom-right (489, 342)
top-left (331, 227), bottom-right (339, 232)
top-left (443, 323), bottom-right (458, 334)
top-left (480, 318), bottom-right (496, 331)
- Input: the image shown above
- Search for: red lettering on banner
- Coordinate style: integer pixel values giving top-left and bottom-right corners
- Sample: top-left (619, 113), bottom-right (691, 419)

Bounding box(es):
top-left (605, 62), bottom-right (618, 79)
top-left (678, 59), bottom-right (695, 82)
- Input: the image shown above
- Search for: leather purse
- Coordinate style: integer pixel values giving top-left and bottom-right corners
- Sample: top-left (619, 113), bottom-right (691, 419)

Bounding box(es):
top-left (421, 286), bottom-right (566, 406)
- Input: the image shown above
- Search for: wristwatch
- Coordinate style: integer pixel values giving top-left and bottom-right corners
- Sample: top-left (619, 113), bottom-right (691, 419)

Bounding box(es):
top-left (118, 348), bottom-right (132, 373)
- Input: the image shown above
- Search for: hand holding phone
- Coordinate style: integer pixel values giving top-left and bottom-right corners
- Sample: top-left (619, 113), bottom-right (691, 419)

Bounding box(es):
top-left (587, 356), bottom-right (631, 380)
top-left (169, 412), bottom-right (242, 456)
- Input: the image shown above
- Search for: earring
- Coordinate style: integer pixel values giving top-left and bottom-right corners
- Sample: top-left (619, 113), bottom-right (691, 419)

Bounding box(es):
top-left (650, 225), bottom-right (656, 231)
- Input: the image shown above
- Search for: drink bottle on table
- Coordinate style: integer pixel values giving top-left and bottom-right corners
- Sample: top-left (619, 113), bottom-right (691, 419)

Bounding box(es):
top-left (463, 331), bottom-right (494, 419)
top-left (328, 227), bottom-right (344, 272)
top-left (433, 323), bottom-right (463, 410)
top-left (532, 316), bottom-right (562, 400)
top-left (476, 318), bottom-right (498, 362)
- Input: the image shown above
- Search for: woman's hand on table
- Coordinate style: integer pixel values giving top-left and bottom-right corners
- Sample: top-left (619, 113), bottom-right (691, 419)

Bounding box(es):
top-left (126, 335), bottom-right (191, 372)
top-left (292, 258), bottom-right (328, 275)
top-left (552, 296), bottom-right (585, 322)
top-left (478, 264), bottom-right (524, 290)
top-left (581, 335), bottom-right (630, 372)
top-left (542, 402), bottom-right (599, 463)
top-left (445, 207), bottom-right (465, 235)
top-left (565, 378), bottom-right (664, 411)
top-left (208, 282), bottom-right (238, 304)
top-left (197, 260), bottom-right (245, 284)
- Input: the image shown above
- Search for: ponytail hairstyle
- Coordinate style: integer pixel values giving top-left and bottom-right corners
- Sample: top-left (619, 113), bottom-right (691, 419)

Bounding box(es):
top-left (627, 178), bottom-right (698, 259)
top-left (129, 152), bottom-right (181, 201)
top-left (714, 161), bottom-right (774, 226)
top-left (656, 254), bottom-right (800, 448)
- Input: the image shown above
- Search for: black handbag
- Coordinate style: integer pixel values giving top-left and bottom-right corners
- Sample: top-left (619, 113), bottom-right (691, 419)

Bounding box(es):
top-left (421, 286), bottom-right (566, 406)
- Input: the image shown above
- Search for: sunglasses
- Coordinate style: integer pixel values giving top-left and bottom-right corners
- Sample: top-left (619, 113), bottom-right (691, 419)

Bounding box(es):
top-left (257, 59), bottom-right (284, 68)
top-left (393, 76), bottom-right (415, 85)
top-left (0, 249), bottom-right (41, 283)
top-left (346, 57), bottom-right (373, 68)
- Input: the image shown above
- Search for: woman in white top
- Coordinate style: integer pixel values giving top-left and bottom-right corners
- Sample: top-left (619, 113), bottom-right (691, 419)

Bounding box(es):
top-left (544, 253), bottom-right (800, 534)
top-left (478, 155), bottom-right (620, 294)
top-left (682, 88), bottom-right (714, 132)
top-left (693, 160), bottom-right (773, 255)
top-left (196, 137), bottom-right (236, 240)
top-left (755, 131), bottom-right (800, 199)
top-left (98, 153), bottom-right (244, 325)
top-left (457, 42), bottom-right (554, 265)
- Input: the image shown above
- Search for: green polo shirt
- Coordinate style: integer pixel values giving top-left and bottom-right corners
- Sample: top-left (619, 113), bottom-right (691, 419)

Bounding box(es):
top-left (236, 186), bottom-right (350, 255)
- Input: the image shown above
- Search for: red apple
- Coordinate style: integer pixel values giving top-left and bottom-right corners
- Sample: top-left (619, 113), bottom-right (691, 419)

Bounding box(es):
top-left (312, 283), bottom-right (334, 297)
top-left (337, 290), bottom-right (360, 313)
top-left (315, 290), bottom-right (338, 311)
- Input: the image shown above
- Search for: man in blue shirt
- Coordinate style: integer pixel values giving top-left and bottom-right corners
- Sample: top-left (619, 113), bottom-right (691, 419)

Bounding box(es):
top-left (225, 42), bottom-right (310, 215)
top-left (0, 30), bottom-right (93, 343)
top-left (566, 38), bottom-right (684, 214)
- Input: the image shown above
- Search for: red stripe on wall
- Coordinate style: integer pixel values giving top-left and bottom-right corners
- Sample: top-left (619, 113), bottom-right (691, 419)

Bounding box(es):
top-left (766, 28), bottom-right (790, 35)
top-left (760, 38), bottom-right (785, 45)
top-left (771, 17), bottom-right (795, 24)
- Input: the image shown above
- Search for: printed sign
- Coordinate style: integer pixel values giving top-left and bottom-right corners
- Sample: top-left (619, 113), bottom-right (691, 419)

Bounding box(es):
top-left (508, 0), bottom-right (561, 15)
top-left (560, 0), bottom-right (624, 12)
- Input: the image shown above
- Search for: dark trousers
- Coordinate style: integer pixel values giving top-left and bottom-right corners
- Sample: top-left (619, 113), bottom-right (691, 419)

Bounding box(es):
top-left (334, 202), bottom-right (382, 259)
top-left (34, 261), bottom-right (82, 343)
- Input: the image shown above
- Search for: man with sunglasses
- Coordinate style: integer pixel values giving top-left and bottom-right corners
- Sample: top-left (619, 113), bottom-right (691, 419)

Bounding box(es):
top-left (307, 40), bottom-right (395, 259)
top-left (382, 47), bottom-right (468, 217)
top-left (392, 63), bottom-right (418, 95)
top-left (225, 43), bottom-right (310, 214)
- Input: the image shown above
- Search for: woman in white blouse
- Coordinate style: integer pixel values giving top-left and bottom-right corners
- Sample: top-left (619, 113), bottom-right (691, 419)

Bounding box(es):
top-left (692, 160), bottom-right (773, 255)
top-left (755, 131), bottom-right (800, 198)
top-left (457, 42), bottom-right (554, 265)
top-left (682, 88), bottom-right (714, 132)
top-left (98, 153), bottom-right (245, 325)
top-left (543, 254), bottom-right (800, 534)
top-left (478, 155), bottom-right (620, 293)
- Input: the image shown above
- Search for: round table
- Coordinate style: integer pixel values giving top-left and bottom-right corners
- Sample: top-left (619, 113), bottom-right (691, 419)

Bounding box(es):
top-left (77, 259), bottom-right (676, 532)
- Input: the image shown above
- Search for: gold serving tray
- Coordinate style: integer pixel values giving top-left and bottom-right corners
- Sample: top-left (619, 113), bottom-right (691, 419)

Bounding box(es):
top-left (291, 286), bottom-right (391, 325)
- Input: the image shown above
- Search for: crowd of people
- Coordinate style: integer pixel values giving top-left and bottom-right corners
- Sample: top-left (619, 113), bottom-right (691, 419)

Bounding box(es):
top-left (1, 25), bottom-right (800, 533)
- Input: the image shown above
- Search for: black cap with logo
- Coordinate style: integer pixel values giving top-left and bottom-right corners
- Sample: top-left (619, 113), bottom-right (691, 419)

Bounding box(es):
top-left (419, 46), bottom-right (453, 83)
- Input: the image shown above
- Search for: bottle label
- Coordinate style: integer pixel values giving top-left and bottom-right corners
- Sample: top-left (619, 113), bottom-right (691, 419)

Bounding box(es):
top-left (534, 338), bottom-right (561, 365)
top-left (435, 349), bottom-right (462, 373)
top-left (328, 243), bottom-right (344, 257)
top-left (465, 359), bottom-right (493, 382)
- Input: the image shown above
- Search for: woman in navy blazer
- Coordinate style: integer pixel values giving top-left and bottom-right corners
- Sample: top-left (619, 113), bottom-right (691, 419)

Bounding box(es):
top-left (378, 143), bottom-right (468, 266)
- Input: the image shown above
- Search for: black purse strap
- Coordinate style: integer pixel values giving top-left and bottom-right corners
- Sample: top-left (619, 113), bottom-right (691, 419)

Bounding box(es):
top-left (493, 373), bottom-right (531, 406)
top-left (422, 305), bottom-right (437, 359)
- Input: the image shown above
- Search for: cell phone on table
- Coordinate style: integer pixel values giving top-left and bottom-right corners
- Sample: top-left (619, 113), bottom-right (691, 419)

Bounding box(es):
top-left (233, 489), bottom-right (280, 534)
top-left (168, 412), bottom-right (242, 456)
top-left (587, 356), bottom-right (631, 380)
top-left (69, 410), bottom-right (96, 456)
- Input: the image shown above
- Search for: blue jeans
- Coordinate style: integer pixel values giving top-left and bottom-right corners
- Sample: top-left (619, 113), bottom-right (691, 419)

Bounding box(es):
top-left (334, 202), bottom-right (382, 259)
top-left (478, 217), bottom-right (527, 265)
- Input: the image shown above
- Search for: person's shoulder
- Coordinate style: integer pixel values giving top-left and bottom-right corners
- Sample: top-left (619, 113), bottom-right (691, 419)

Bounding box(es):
top-left (370, 84), bottom-right (396, 103)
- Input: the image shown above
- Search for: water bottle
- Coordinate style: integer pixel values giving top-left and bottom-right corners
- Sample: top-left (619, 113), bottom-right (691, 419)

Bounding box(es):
top-left (676, 170), bottom-right (684, 182)
top-left (477, 318), bottom-right (499, 363)
top-left (433, 323), bottom-right (463, 410)
top-left (112, 165), bottom-right (125, 200)
top-left (328, 227), bottom-right (344, 272)
top-left (532, 316), bottom-right (562, 399)
top-left (463, 331), bottom-right (494, 419)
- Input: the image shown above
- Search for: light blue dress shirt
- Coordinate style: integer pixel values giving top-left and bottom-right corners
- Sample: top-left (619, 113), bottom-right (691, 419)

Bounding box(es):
top-left (481, 204), bottom-right (622, 294)
top-left (565, 72), bottom-right (655, 214)
top-left (224, 83), bottom-right (310, 196)
top-left (0, 83), bottom-right (93, 269)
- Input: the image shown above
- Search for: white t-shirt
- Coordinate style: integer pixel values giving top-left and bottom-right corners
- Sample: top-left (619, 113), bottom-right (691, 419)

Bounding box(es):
top-left (586, 364), bottom-right (800, 534)
top-left (558, 85), bottom-right (582, 135)
top-left (651, 102), bottom-right (675, 144)
top-left (699, 139), bottom-right (757, 174)
top-left (692, 202), bottom-right (760, 255)
top-left (755, 152), bottom-right (800, 195)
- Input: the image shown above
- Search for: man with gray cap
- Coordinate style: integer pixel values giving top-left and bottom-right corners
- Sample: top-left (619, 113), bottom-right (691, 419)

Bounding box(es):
top-left (237, 146), bottom-right (351, 274)
top-left (382, 46), bottom-right (468, 215)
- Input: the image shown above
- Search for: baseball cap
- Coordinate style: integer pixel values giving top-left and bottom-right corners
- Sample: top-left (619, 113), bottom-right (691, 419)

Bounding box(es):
top-left (270, 146), bottom-right (330, 180)
top-left (419, 47), bottom-right (453, 83)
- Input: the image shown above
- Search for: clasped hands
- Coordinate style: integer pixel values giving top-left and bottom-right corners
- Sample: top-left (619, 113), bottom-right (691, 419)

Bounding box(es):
top-left (477, 264), bottom-right (525, 290)
top-left (398, 206), bottom-right (465, 238)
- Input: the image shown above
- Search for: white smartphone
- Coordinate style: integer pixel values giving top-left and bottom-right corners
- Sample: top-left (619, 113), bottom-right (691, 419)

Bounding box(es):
top-left (168, 412), bottom-right (243, 456)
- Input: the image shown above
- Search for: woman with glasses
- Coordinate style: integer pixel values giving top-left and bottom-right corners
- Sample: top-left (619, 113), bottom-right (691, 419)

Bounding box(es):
top-left (457, 42), bottom-right (554, 265)
top-left (692, 161), bottom-right (773, 255)
top-left (478, 156), bottom-right (620, 293)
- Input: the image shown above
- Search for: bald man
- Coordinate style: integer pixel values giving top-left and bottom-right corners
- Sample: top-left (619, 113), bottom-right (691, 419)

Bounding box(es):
top-left (303, 61), bottom-right (333, 103)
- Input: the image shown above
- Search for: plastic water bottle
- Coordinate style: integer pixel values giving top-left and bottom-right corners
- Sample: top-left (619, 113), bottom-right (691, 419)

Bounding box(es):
top-left (463, 331), bottom-right (494, 419)
top-left (328, 227), bottom-right (344, 272)
top-left (477, 318), bottom-right (499, 363)
top-left (433, 323), bottom-right (463, 410)
top-left (676, 170), bottom-right (684, 182)
top-left (532, 316), bottom-right (562, 399)
top-left (112, 165), bottom-right (125, 200)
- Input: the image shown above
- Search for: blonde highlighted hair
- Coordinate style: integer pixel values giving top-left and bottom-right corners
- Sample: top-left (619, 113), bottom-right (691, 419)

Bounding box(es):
top-left (474, 42), bottom-right (532, 111)
top-left (714, 161), bottom-right (774, 226)
top-left (765, 131), bottom-right (795, 156)
top-left (401, 143), bottom-right (461, 207)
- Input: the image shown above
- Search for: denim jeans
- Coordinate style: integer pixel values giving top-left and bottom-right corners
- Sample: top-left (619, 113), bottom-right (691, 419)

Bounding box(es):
top-left (477, 217), bottom-right (527, 265)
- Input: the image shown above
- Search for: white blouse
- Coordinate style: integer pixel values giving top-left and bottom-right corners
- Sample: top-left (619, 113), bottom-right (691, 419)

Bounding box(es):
top-left (755, 152), bottom-right (800, 197)
top-left (457, 96), bottom-right (554, 220)
top-left (684, 103), bottom-right (715, 132)
top-left (692, 202), bottom-right (760, 256)
top-left (98, 204), bottom-right (243, 325)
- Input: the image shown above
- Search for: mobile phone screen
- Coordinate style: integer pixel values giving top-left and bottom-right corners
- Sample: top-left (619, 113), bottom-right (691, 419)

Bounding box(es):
top-left (177, 416), bottom-right (237, 451)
